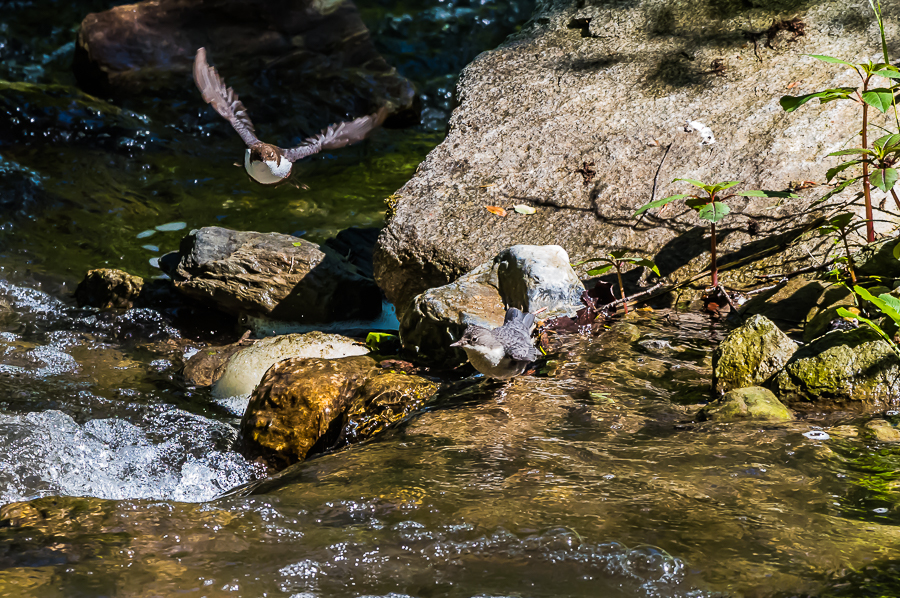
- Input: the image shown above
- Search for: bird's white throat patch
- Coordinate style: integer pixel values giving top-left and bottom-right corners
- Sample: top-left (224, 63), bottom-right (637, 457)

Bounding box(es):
top-left (244, 149), bottom-right (291, 185)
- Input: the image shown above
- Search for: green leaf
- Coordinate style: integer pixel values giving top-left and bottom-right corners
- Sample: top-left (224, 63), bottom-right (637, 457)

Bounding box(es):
top-left (673, 177), bottom-right (706, 189)
top-left (855, 285), bottom-right (900, 326)
top-left (633, 194), bottom-right (691, 217)
top-left (586, 265), bottom-right (614, 276)
top-left (871, 167), bottom-right (899, 192)
top-left (365, 332), bottom-right (398, 352)
top-left (894, 241), bottom-right (900, 260)
top-left (608, 249), bottom-right (628, 260)
top-left (874, 133), bottom-right (900, 153)
top-left (779, 88), bottom-right (857, 112)
top-left (835, 308), bottom-right (896, 348)
top-left (571, 257), bottom-right (612, 267)
top-left (292, 242), bottom-right (304, 246)
top-left (826, 148), bottom-right (874, 157)
top-left (830, 212), bottom-right (855, 229)
top-left (807, 54), bottom-right (859, 68)
top-left (620, 257), bottom-right (660, 276)
top-left (816, 177), bottom-right (860, 203)
top-left (825, 160), bottom-right (862, 182)
top-left (875, 69), bottom-right (900, 79)
top-left (708, 181), bottom-right (741, 194)
top-left (862, 88), bottom-right (896, 113)
top-left (821, 212), bottom-right (855, 231)
top-left (684, 196), bottom-right (709, 210)
top-left (697, 201), bottom-right (731, 222)
top-left (737, 189), bottom-right (800, 198)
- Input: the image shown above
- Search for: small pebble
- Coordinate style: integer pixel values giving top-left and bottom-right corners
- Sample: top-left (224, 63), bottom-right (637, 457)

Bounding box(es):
top-left (803, 430), bottom-right (830, 441)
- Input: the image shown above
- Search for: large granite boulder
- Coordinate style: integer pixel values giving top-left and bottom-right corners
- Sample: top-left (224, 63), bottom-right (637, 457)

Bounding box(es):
top-left (400, 244), bottom-right (584, 367)
top-left (374, 0), bottom-right (899, 312)
top-left (164, 226), bottom-right (381, 323)
top-left (713, 315), bottom-right (798, 393)
top-left (774, 327), bottom-right (900, 408)
top-left (74, 0), bottom-right (414, 121)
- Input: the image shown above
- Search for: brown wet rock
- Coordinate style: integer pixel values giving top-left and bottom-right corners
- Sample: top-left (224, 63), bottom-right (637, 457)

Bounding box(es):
top-left (373, 0), bottom-right (900, 312)
top-left (74, 0), bottom-right (415, 116)
top-left (167, 227), bottom-right (381, 323)
top-left (182, 341), bottom-right (247, 387)
top-left (340, 371), bottom-right (439, 446)
top-left (74, 268), bottom-right (144, 309)
top-left (241, 355), bottom-right (377, 467)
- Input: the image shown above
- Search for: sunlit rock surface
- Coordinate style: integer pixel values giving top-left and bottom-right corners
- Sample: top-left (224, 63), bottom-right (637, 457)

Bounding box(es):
top-left (374, 0), bottom-right (900, 310)
top-left (210, 332), bottom-right (369, 414)
top-left (713, 314), bottom-right (797, 393)
top-left (400, 244), bottom-right (584, 367)
top-left (241, 355), bottom-right (378, 467)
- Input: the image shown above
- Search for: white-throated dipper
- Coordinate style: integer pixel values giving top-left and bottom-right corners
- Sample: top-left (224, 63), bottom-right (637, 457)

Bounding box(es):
top-left (192, 47), bottom-right (388, 185)
top-left (450, 307), bottom-right (540, 379)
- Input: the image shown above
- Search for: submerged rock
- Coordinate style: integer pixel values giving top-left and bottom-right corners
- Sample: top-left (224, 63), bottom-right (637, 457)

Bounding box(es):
top-left (698, 387), bottom-right (792, 422)
top-left (165, 227), bottom-right (381, 323)
top-left (74, 0), bottom-right (414, 118)
top-left (373, 0), bottom-right (895, 310)
top-left (713, 315), bottom-right (798, 394)
top-left (74, 269), bottom-right (144, 309)
top-left (864, 419), bottom-right (900, 442)
top-left (241, 355), bottom-right (377, 467)
top-left (400, 244), bottom-right (583, 367)
top-left (774, 327), bottom-right (900, 408)
top-left (211, 332), bottom-right (369, 411)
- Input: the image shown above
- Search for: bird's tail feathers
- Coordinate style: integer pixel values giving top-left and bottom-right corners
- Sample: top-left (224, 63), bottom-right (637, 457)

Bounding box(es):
top-left (504, 307), bottom-right (535, 330)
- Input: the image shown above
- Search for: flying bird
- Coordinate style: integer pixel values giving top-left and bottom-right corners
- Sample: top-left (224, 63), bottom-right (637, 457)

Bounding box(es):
top-left (192, 47), bottom-right (388, 185)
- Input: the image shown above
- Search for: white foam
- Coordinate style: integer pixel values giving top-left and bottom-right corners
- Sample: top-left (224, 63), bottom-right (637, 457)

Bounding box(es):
top-left (0, 409), bottom-right (265, 504)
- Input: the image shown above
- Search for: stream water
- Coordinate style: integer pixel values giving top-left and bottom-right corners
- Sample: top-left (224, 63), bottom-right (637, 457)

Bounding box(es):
top-left (1, 0), bottom-right (900, 596)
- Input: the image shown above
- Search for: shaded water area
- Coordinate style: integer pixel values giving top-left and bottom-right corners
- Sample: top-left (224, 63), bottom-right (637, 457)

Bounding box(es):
top-left (1, 0), bottom-right (900, 597)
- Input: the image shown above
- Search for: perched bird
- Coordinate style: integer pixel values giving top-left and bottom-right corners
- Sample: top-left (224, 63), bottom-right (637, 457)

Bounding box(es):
top-left (450, 307), bottom-right (540, 379)
top-left (192, 47), bottom-right (388, 185)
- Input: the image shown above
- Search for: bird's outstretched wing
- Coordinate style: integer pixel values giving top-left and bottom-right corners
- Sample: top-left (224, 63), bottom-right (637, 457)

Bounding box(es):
top-left (193, 47), bottom-right (260, 148)
top-left (283, 107), bottom-right (389, 163)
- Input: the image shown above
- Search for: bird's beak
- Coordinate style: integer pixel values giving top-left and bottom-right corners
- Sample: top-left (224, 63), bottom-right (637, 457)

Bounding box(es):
top-left (449, 340), bottom-right (463, 347)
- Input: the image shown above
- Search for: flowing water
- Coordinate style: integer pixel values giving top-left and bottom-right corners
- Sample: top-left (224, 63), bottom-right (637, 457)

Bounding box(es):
top-left (1, 0), bottom-right (900, 596)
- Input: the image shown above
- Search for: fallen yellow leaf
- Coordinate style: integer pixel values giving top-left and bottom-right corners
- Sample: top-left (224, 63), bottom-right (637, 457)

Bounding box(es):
top-left (485, 206), bottom-right (507, 217)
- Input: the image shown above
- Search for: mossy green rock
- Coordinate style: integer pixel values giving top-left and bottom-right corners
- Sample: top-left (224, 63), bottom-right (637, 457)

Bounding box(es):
top-left (713, 315), bottom-right (798, 393)
top-left (774, 327), bottom-right (900, 407)
top-left (698, 386), bottom-right (792, 422)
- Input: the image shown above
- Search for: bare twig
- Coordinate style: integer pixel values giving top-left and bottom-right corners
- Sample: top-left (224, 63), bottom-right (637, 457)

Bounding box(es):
top-left (639, 142), bottom-right (673, 223)
top-left (608, 280), bottom-right (666, 308)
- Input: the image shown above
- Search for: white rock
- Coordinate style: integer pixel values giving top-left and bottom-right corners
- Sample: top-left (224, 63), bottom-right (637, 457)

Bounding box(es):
top-left (211, 332), bottom-right (369, 415)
